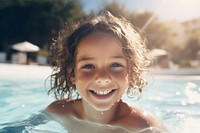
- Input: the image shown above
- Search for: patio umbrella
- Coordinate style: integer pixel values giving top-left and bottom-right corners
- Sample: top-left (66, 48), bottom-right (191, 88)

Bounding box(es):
top-left (149, 48), bottom-right (167, 58)
top-left (11, 41), bottom-right (40, 52)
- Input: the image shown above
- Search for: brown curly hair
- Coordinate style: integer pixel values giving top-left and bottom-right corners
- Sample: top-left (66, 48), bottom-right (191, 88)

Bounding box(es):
top-left (48, 11), bottom-right (151, 100)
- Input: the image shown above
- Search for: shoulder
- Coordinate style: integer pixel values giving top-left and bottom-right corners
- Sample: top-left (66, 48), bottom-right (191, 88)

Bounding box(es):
top-left (45, 99), bottom-right (78, 116)
top-left (116, 101), bottom-right (164, 130)
top-left (128, 105), bottom-right (164, 129)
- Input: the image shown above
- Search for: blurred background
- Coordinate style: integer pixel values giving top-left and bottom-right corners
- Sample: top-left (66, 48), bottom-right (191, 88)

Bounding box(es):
top-left (0, 0), bottom-right (200, 69)
top-left (0, 1), bottom-right (200, 132)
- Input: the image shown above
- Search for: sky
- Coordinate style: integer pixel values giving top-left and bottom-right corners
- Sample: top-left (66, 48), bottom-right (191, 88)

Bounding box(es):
top-left (80, 0), bottom-right (200, 22)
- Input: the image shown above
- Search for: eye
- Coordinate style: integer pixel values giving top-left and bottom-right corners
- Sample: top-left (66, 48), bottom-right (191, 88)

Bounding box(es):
top-left (82, 64), bottom-right (95, 69)
top-left (110, 63), bottom-right (123, 68)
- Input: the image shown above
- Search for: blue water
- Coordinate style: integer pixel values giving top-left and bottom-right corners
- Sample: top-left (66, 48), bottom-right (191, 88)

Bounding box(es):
top-left (0, 73), bottom-right (200, 133)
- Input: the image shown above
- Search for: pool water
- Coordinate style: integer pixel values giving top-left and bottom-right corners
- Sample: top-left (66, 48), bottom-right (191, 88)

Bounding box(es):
top-left (0, 68), bottom-right (200, 133)
top-left (133, 76), bottom-right (200, 133)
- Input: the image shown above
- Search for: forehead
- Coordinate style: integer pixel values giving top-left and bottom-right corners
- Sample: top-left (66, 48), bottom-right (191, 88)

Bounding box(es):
top-left (79, 32), bottom-right (117, 46)
top-left (76, 32), bottom-right (124, 59)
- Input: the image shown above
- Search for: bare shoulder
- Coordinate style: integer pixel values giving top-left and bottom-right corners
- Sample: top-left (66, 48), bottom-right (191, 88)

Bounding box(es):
top-left (45, 99), bottom-right (77, 116)
top-left (128, 105), bottom-right (164, 129)
top-left (115, 101), bottom-right (164, 130)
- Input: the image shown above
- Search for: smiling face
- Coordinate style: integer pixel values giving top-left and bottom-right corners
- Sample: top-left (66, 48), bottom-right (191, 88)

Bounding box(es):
top-left (73, 32), bottom-right (129, 111)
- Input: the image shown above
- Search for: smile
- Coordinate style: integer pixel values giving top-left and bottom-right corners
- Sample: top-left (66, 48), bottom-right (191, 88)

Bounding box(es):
top-left (89, 89), bottom-right (116, 99)
top-left (92, 90), bottom-right (113, 95)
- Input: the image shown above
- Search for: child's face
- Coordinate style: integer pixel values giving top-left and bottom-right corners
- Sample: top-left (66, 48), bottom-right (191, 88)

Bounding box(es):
top-left (73, 32), bottom-right (129, 111)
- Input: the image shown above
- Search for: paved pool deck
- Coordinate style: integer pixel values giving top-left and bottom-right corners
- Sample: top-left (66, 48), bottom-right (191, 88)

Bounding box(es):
top-left (0, 63), bottom-right (52, 79)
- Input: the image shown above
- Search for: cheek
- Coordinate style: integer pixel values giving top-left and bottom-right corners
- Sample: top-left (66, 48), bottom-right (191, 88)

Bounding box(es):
top-left (111, 70), bottom-right (129, 86)
top-left (111, 70), bottom-right (128, 80)
top-left (75, 71), bottom-right (96, 94)
top-left (75, 71), bottom-right (95, 83)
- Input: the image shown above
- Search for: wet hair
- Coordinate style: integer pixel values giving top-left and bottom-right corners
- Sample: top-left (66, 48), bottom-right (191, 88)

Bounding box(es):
top-left (48, 11), bottom-right (151, 100)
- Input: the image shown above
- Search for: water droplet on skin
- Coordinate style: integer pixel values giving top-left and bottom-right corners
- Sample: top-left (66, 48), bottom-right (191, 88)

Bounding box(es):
top-left (62, 105), bottom-right (65, 108)
top-left (143, 111), bottom-right (148, 117)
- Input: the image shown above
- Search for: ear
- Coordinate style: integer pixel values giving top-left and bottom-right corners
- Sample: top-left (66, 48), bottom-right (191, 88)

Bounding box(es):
top-left (70, 76), bottom-right (76, 84)
top-left (68, 68), bottom-right (76, 84)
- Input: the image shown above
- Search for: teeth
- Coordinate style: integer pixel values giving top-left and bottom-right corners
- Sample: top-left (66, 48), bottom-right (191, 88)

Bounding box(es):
top-left (93, 90), bottom-right (112, 95)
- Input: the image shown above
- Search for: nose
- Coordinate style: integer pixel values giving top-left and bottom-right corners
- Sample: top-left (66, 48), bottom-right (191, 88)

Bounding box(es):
top-left (95, 68), bottom-right (111, 84)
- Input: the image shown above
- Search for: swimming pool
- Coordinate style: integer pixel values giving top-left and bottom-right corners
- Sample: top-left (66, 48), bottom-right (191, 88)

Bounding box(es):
top-left (0, 64), bottom-right (200, 133)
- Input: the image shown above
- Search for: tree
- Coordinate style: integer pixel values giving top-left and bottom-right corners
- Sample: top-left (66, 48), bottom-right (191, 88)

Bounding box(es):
top-left (0, 0), bottom-right (84, 53)
top-left (101, 1), bottom-right (171, 50)
top-left (129, 11), bottom-right (172, 50)
top-left (184, 30), bottom-right (200, 60)
top-left (100, 0), bottom-right (130, 18)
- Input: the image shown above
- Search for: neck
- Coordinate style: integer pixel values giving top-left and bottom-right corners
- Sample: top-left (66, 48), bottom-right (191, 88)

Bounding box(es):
top-left (81, 99), bottom-right (121, 124)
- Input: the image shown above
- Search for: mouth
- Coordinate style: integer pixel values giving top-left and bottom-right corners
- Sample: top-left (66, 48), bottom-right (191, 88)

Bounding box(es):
top-left (89, 89), bottom-right (116, 99)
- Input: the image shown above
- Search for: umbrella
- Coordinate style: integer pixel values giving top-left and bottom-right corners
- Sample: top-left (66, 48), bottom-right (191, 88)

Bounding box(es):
top-left (11, 41), bottom-right (40, 52)
top-left (149, 48), bottom-right (167, 57)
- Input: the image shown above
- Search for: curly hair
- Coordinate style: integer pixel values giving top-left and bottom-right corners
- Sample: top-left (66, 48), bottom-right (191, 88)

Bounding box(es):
top-left (48, 11), bottom-right (151, 100)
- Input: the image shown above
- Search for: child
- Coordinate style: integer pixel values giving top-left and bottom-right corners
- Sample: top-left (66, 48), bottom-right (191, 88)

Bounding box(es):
top-left (46, 11), bottom-right (164, 132)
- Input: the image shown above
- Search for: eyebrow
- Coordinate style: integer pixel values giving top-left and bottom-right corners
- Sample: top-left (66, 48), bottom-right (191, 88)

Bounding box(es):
top-left (111, 55), bottom-right (125, 59)
top-left (77, 55), bottom-right (125, 63)
top-left (77, 57), bottom-right (94, 62)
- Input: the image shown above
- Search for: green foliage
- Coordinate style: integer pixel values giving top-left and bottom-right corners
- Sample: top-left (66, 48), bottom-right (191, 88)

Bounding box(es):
top-left (101, 1), bottom-right (171, 50)
top-left (179, 59), bottom-right (191, 68)
top-left (132, 12), bottom-right (171, 49)
top-left (100, 0), bottom-right (129, 18)
top-left (38, 49), bottom-right (48, 57)
top-left (0, 0), bottom-right (84, 52)
top-left (1, 0), bottom-right (198, 67)
top-left (183, 30), bottom-right (200, 60)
